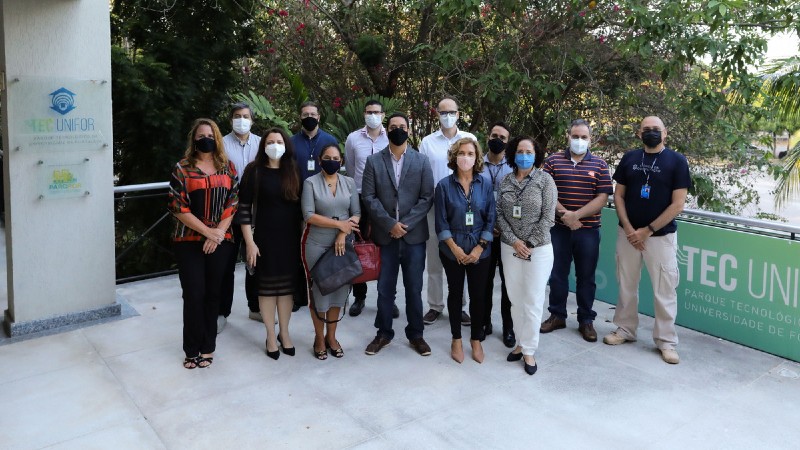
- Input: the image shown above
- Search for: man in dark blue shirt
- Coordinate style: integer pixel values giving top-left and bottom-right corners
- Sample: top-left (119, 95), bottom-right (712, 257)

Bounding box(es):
top-left (290, 100), bottom-right (340, 181)
top-left (604, 116), bottom-right (691, 365)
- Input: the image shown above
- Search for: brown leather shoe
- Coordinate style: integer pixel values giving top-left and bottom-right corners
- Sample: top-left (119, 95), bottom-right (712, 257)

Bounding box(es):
top-left (578, 322), bottom-right (598, 342)
top-left (540, 315), bottom-right (566, 333)
top-left (364, 336), bottom-right (391, 355)
top-left (409, 337), bottom-right (432, 356)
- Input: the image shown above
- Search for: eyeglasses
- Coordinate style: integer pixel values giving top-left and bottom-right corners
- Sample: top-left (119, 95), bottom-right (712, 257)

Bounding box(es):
top-left (438, 111), bottom-right (457, 117)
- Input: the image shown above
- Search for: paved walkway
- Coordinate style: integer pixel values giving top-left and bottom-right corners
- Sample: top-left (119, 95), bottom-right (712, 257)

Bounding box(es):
top-left (1, 264), bottom-right (800, 449)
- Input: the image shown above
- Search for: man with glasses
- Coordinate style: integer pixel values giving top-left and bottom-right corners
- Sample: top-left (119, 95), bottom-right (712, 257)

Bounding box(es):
top-left (603, 116), bottom-right (691, 365)
top-left (344, 99), bottom-right (398, 318)
top-left (479, 121), bottom-right (515, 347)
top-left (291, 100), bottom-right (339, 181)
top-left (420, 96), bottom-right (477, 326)
top-left (219, 103), bottom-right (261, 332)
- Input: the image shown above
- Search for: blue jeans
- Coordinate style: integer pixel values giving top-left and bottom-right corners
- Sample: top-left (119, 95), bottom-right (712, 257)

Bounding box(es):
top-left (548, 225), bottom-right (600, 323)
top-left (374, 239), bottom-right (426, 340)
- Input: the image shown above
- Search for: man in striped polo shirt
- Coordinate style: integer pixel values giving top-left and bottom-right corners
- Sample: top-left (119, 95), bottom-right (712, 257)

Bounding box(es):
top-left (541, 119), bottom-right (613, 342)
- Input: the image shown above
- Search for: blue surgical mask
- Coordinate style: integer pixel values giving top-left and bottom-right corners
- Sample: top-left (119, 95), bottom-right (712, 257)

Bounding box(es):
top-left (515, 153), bottom-right (535, 169)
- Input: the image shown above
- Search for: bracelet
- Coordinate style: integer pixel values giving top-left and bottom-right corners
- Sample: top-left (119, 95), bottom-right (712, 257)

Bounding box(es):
top-left (647, 224), bottom-right (656, 233)
top-left (478, 240), bottom-right (488, 249)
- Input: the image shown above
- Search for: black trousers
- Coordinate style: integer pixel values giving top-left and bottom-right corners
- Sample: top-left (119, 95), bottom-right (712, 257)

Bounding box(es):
top-left (352, 194), bottom-right (371, 300)
top-left (485, 240), bottom-right (513, 332)
top-left (219, 226), bottom-right (259, 316)
top-left (440, 252), bottom-right (491, 340)
top-left (174, 240), bottom-right (234, 358)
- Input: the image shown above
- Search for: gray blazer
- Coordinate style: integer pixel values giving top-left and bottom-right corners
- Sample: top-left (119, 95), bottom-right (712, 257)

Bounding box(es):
top-left (362, 146), bottom-right (434, 246)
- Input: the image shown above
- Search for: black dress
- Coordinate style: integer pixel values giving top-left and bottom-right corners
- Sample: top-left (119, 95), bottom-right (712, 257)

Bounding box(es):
top-left (238, 166), bottom-right (302, 296)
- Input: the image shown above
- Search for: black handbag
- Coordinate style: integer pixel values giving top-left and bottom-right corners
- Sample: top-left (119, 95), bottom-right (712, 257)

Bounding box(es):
top-left (310, 237), bottom-right (363, 296)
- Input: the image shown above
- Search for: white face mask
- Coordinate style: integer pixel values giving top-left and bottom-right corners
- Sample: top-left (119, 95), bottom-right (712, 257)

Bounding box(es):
top-left (265, 143), bottom-right (285, 160)
top-left (232, 117), bottom-right (252, 135)
top-left (439, 113), bottom-right (457, 130)
top-left (365, 114), bottom-right (383, 129)
top-left (570, 138), bottom-right (589, 155)
top-left (456, 155), bottom-right (475, 172)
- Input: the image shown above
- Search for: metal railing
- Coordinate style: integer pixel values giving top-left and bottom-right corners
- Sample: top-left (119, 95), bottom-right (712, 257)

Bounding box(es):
top-left (112, 181), bottom-right (800, 283)
top-left (114, 181), bottom-right (175, 283)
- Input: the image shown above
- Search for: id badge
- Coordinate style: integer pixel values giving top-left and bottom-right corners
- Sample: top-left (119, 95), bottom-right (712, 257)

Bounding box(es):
top-left (465, 211), bottom-right (474, 226)
top-left (307, 159), bottom-right (316, 171)
top-left (493, 191), bottom-right (498, 202)
top-left (640, 184), bottom-right (651, 199)
top-left (512, 205), bottom-right (522, 219)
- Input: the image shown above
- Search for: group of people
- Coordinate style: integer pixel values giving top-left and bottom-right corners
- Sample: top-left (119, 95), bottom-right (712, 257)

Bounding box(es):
top-left (167, 96), bottom-right (691, 374)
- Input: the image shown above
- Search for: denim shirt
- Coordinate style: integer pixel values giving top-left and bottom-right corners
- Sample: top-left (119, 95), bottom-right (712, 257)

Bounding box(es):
top-left (434, 174), bottom-right (495, 261)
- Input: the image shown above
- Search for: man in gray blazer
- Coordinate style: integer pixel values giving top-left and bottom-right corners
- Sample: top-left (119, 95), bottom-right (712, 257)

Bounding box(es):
top-left (361, 112), bottom-right (435, 356)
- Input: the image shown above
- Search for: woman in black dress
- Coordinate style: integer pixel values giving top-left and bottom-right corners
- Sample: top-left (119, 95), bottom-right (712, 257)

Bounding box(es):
top-left (239, 127), bottom-right (302, 360)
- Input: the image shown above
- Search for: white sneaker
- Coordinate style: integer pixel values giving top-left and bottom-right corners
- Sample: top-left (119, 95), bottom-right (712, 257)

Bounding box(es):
top-left (216, 315), bottom-right (227, 334)
top-left (660, 348), bottom-right (680, 364)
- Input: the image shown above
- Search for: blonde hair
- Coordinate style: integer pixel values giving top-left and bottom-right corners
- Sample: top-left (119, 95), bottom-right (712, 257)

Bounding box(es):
top-left (184, 118), bottom-right (228, 172)
top-left (446, 137), bottom-right (484, 174)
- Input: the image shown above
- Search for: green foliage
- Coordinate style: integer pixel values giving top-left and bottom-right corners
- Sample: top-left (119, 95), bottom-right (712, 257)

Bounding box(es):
top-left (321, 95), bottom-right (406, 149)
top-left (112, 0), bottom-right (258, 279)
top-left (232, 90), bottom-right (291, 134)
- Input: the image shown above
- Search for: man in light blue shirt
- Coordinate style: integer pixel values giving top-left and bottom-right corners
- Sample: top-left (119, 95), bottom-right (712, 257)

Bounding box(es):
top-left (220, 103), bottom-right (261, 331)
top-left (344, 99), bottom-right (398, 318)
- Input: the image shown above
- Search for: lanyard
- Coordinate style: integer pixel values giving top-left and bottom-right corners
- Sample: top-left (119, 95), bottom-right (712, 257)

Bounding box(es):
top-left (456, 176), bottom-right (475, 211)
top-left (515, 174), bottom-right (534, 201)
top-left (640, 149), bottom-right (663, 185)
top-left (307, 135), bottom-right (318, 161)
top-left (487, 162), bottom-right (505, 189)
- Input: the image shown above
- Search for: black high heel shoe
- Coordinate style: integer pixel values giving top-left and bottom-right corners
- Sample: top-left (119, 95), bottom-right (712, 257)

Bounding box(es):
top-left (277, 335), bottom-right (295, 356)
top-left (266, 339), bottom-right (280, 360)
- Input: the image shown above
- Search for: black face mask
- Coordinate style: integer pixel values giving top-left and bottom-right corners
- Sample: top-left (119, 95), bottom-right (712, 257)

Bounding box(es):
top-left (301, 116), bottom-right (319, 132)
top-left (320, 159), bottom-right (341, 175)
top-left (487, 138), bottom-right (506, 154)
top-left (194, 137), bottom-right (216, 153)
top-left (641, 130), bottom-right (662, 148)
top-left (388, 128), bottom-right (408, 146)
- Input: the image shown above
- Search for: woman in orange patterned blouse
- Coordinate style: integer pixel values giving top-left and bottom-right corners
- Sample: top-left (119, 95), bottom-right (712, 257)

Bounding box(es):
top-left (168, 118), bottom-right (239, 369)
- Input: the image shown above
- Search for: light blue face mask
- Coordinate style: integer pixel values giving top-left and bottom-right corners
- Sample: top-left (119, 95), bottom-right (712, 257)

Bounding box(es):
top-left (515, 153), bottom-right (535, 169)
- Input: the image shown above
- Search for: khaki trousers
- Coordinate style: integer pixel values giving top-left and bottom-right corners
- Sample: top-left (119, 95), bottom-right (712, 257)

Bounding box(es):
top-left (613, 227), bottom-right (679, 350)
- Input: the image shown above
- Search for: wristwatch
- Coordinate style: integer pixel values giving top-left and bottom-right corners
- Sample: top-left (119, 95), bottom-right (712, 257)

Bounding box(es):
top-left (478, 240), bottom-right (488, 249)
top-left (647, 224), bottom-right (656, 233)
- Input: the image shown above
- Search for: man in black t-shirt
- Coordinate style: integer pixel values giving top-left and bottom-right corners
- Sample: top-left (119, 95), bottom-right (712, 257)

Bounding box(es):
top-left (603, 116), bottom-right (691, 365)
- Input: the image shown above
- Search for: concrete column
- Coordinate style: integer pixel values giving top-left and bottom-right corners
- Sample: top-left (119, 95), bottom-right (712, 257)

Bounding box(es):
top-left (0, 0), bottom-right (117, 336)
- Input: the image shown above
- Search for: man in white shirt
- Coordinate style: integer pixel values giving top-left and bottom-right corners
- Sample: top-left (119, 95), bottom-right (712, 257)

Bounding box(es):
top-left (219, 102), bottom-right (261, 332)
top-left (344, 99), bottom-right (398, 319)
top-left (419, 96), bottom-right (477, 326)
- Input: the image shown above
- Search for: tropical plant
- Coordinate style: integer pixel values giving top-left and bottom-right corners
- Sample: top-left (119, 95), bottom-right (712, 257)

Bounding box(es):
top-left (232, 90), bottom-right (291, 134)
top-left (321, 95), bottom-right (406, 148)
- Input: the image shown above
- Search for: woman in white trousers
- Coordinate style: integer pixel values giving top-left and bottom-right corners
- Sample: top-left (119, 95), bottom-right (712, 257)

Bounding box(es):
top-left (496, 136), bottom-right (557, 375)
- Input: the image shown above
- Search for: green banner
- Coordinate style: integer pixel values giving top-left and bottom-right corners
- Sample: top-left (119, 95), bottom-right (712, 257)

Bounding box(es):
top-left (592, 208), bottom-right (800, 362)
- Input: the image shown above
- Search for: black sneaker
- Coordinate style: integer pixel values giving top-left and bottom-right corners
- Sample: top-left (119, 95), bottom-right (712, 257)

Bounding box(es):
top-left (423, 309), bottom-right (441, 325)
top-left (392, 303), bottom-right (400, 319)
top-left (461, 311), bottom-right (471, 326)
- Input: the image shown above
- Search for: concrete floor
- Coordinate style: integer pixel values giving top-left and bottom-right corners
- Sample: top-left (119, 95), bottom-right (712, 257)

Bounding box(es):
top-left (1, 263), bottom-right (800, 449)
